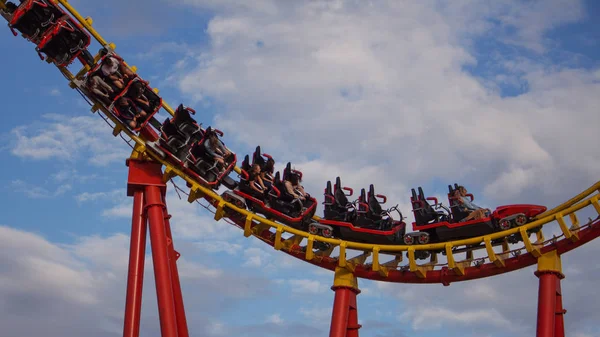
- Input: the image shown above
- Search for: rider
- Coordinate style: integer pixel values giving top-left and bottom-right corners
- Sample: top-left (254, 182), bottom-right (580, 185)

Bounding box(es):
top-left (260, 157), bottom-right (275, 188)
top-left (204, 133), bottom-right (232, 172)
top-left (284, 172), bottom-right (309, 202)
top-left (455, 186), bottom-right (490, 222)
top-left (247, 164), bottom-right (268, 196)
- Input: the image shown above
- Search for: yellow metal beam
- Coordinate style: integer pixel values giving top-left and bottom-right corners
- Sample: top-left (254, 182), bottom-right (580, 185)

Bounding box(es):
top-left (537, 250), bottom-right (563, 276)
top-left (332, 266), bottom-right (359, 291)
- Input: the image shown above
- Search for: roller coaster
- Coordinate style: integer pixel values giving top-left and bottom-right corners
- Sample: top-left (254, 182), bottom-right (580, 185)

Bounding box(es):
top-left (1, 1), bottom-right (599, 337)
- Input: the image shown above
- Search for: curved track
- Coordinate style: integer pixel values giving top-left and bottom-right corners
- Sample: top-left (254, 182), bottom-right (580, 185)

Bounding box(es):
top-left (2, 0), bottom-right (599, 286)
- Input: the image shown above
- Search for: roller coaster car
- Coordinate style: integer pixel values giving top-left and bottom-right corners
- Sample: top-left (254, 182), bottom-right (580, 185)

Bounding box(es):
top-left (185, 127), bottom-right (237, 189)
top-left (446, 183), bottom-right (547, 231)
top-left (111, 79), bottom-right (162, 132)
top-left (6, 0), bottom-right (63, 43)
top-left (35, 14), bottom-right (93, 67)
top-left (406, 186), bottom-right (547, 244)
top-left (223, 159), bottom-right (317, 228)
top-left (314, 178), bottom-right (406, 244)
top-left (159, 104), bottom-right (204, 159)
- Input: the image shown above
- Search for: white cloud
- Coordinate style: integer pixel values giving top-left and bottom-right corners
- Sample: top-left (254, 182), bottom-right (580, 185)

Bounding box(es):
top-left (288, 279), bottom-right (329, 294)
top-left (265, 313), bottom-right (284, 325)
top-left (10, 179), bottom-right (72, 198)
top-left (9, 114), bottom-right (130, 167)
top-left (76, 189), bottom-right (124, 203)
top-left (0, 225), bottom-right (278, 337)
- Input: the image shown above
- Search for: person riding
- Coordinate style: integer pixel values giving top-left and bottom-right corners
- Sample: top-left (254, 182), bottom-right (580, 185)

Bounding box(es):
top-left (248, 164), bottom-right (268, 195)
top-left (260, 157), bottom-right (275, 188)
top-left (454, 186), bottom-right (490, 222)
top-left (87, 74), bottom-right (114, 105)
top-left (284, 172), bottom-right (308, 202)
top-left (125, 81), bottom-right (151, 114)
top-left (116, 96), bottom-right (147, 129)
top-left (204, 132), bottom-right (232, 172)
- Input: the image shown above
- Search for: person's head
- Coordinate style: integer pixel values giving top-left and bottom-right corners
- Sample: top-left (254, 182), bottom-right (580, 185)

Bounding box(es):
top-left (289, 173), bottom-right (299, 185)
top-left (250, 164), bottom-right (261, 175)
top-left (208, 133), bottom-right (220, 149)
top-left (118, 97), bottom-right (129, 106)
top-left (265, 158), bottom-right (275, 172)
top-left (457, 186), bottom-right (467, 196)
top-left (130, 81), bottom-right (144, 97)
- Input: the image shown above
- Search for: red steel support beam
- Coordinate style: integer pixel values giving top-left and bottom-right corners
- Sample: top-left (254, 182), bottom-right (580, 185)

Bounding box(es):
top-left (123, 159), bottom-right (188, 337)
top-left (329, 286), bottom-right (362, 337)
top-left (163, 196), bottom-right (189, 337)
top-left (123, 190), bottom-right (148, 337)
top-left (146, 185), bottom-right (178, 337)
top-left (554, 279), bottom-right (565, 337)
top-left (345, 289), bottom-right (361, 337)
top-left (329, 286), bottom-right (351, 337)
top-left (535, 271), bottom-right (558, 337)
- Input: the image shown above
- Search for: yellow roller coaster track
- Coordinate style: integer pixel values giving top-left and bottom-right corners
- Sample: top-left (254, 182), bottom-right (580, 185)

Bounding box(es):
top-left (2, 0), bottom-right (599, 285)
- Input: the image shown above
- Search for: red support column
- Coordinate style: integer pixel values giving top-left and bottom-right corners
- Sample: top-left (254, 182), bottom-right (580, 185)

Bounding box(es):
top-left (123, 159), bottom-right (188, 337)
top-left (163, 197), bottom-right (189, 337)
top-left (535, 271), bottom-right (559, 337)
top-left (554, 279), bottom-right (566, 337)
top-left (534, 250), bottom-right (565, 337)
top-left (146, 185), bottom-right (178, 337)
top-left (345, 289), bottom-right (361, 337)
top-left (329, 267), bottom-right (362, 337)
top-left (123, 190), bottom-right (148, 337)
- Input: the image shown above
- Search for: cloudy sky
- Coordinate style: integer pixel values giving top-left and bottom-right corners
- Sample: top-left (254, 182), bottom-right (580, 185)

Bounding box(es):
top-left (1, 0), bottom-right (599, 336)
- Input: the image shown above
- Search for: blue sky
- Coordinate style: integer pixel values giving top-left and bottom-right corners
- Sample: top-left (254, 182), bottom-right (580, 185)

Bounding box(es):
top-left (1, 1), bottom-right (599, 337)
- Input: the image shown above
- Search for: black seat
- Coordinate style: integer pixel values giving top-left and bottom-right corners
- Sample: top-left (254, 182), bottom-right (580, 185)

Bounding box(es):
top-left (36, 16), bottom-right (90, 67)
top-left (188, 138), bottom-right (208, 164)
top-left (241, 154), bottom-right (251, 173)
top-left (333, 177), bottom-right (350, 210)
top-left (173, 104), bottom-right (203, 142)
top-left (160, 117), bottom-right (187, 153)
top-left (322, 177), bottom-right (354, 221)
top-left (366, 184), bottom-right (383, 221)
top-left (9, 0), bottom-right (64, 41)
top-left (411, 187), bottom-right (445, 226)
top-left (252, 146), bottom-right (266, 169)
top-left (323, 180), bottom-right (335, 206)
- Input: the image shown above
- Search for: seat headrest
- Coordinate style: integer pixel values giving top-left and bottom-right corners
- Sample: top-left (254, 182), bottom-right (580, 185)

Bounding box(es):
top-left (325, 181), bottom-right (332, 195)
top-left (242, 154), bottom-right (250, 171)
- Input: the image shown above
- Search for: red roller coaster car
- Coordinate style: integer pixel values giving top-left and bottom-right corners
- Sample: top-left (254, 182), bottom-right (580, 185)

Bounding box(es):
top-left (405, 185), bottom-right (547, 245)
top-left (34, 13), bottom-right (93, 67)
top-left (222, 152), bottom-right (317, 228)
top-left (6, 0), bottom-right (64, 43)
top-left (311, 177), bottom-right (406, 244)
